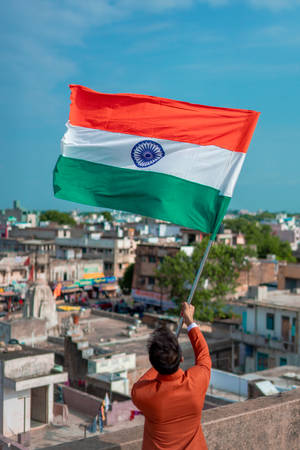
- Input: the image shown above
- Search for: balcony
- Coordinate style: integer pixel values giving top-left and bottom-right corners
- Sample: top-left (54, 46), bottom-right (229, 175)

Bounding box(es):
top-left (232, 329), bottom-right (296, 353)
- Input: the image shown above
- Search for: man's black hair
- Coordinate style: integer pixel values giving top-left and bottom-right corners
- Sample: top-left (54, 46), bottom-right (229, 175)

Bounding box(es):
top-left (148, 326), bottom-right (182, 375)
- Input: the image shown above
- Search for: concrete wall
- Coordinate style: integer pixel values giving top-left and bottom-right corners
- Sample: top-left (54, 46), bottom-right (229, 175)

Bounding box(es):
top-left (61, 384), bottom-right (134, 427)
top-left (63, 337), bottom-right (89, 387)
top-left (237, 260), bottom-right (277, 295)
top-left (86, 382), bottom-right (130, 403)
top-left (3, 388), bottom-right (30, 437)
top-left (0, 319), bottom-right (47, 345)
top-left (209, 369), bottom-right (248, 397)
top-left (88, 354), bottom-right (136, 375)
top-left (4, 353), bottom-right (54, 379)
top-left (61, 385), bottom-right (100, 418)
top-left (202, 388), bottom-right (300, 450)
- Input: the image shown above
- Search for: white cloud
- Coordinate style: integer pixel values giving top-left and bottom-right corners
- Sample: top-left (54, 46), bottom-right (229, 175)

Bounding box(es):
top-left (1, 0), bottom-right (299, 117)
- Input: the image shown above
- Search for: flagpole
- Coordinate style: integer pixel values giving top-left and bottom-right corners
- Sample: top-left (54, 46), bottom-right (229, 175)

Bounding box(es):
top-left (175, 239), bottom-right (214, 337)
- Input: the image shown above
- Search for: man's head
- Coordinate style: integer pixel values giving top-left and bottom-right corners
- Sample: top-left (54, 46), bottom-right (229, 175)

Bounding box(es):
top-left (148, 326), bottom-right (182, 375)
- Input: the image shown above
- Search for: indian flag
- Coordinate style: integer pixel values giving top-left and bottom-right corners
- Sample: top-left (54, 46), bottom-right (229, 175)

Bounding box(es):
top-left (54, 85), bottom-right (259, 236)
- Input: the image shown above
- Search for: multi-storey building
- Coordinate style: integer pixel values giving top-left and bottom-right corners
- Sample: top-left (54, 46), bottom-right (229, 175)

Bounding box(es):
top-left (278, 263), bottom-right (300, 290)
top-left (231, 287), bottom-right (300, 372)
top-left (131, 243), bottom-right (180, 310)
top-left (55, 235), bottom-right (136, 279)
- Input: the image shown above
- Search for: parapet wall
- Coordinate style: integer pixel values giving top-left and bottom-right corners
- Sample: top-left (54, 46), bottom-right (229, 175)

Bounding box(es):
top-left (47, 388), bottom-right (300, 449)
top-left (203, 388), bottom-right (300, 449)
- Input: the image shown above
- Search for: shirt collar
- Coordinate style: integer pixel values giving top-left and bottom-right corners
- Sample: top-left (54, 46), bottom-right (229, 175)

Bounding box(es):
top-left (156, 368), bottom-right (184, 382)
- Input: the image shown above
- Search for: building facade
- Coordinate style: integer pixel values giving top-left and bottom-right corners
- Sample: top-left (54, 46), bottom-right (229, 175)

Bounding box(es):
top-left (231, 287), bottom-right (300, 372)
top-left (55, 236), bottom-right (136, 279)
top-left (131, 243), bottom-right (180, 310)
top-left (0, 346), bottom-right (67, 438)
top-left (278, 263), bottom-right (300, 291)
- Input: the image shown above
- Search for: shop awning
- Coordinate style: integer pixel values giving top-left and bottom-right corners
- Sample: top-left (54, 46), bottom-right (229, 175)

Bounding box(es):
top-left (82, 272), bottom-right (104, 280)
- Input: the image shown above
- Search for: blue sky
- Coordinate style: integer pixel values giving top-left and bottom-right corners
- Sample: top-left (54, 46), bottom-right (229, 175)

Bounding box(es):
top-left (1, 0), bottom-right (300, 213)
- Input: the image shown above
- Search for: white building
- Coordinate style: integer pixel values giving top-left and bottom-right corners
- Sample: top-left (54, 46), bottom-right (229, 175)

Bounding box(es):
top-left (0, 346), bottom-right (67, 438)
top-left (50, 259), bottom-right (104, 283)
top-left (231, 287), bottom-right (300, 372)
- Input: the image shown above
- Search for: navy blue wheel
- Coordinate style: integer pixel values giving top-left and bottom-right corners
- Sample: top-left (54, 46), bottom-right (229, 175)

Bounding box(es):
top-left (131, 140), bottom-right (165, 168)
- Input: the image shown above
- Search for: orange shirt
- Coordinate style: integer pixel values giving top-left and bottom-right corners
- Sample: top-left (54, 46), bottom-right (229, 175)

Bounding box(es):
top-left (132, 327), bottom-right (211, 450)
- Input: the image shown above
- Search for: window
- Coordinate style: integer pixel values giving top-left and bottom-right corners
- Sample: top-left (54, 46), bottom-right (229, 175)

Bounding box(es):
top-left (149, 255), bottom-right (156, 263)
top-left (188, 233), bottom-right (196, 244)
top-left (280, 357), bottom-right (287, 366)
top-left (292, 317), bottom-right (296, 343)
top-left (148, 276), bottom-right (155, 285)
top-left (266, 313), bottom-right (274, 330)
top-left (257, 352), bottom-right (268, 371)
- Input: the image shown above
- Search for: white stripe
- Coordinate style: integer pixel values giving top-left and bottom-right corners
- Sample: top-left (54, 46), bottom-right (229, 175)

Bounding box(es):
top-left (62, 122), bottom-right (245, 196)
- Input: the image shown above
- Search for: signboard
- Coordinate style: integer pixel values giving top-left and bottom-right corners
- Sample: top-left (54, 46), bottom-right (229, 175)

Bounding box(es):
top-left (95, 283), bottom-right (117, 291)
top-left (131, 288), bottom-right (175, 311)
top-left (76, 279), bottom-right (93, 287)
top-left (93, 276), bottom-right (116, 284)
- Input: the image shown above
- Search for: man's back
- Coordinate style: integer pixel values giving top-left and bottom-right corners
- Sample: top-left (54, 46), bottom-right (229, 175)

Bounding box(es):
top-left (132, 326), bottom-right (211, 450)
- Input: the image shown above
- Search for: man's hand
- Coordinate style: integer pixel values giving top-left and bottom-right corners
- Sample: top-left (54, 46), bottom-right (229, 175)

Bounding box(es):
top-left (180, 302), bottom-right (195, 327)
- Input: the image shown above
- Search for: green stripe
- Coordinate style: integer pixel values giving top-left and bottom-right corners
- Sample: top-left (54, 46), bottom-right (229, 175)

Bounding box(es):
top-left (53, 156), bottom-right (230, 234)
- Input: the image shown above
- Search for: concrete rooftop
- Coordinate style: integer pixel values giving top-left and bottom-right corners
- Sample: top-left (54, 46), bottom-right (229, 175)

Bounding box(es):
top-left (0, 345), bottom-right (51, 361)
top-left (243, 289), bottom-right (300, 311)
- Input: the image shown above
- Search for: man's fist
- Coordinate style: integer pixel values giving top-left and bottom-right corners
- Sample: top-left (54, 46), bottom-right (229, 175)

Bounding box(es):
top-left (180, 302), bottom-right (195, 327)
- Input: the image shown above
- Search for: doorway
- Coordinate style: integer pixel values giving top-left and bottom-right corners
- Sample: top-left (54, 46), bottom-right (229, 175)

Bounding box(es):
top-left (31, 386), bottom-right (48, 428)
top-left (281, 316), bottom-right (290, 342)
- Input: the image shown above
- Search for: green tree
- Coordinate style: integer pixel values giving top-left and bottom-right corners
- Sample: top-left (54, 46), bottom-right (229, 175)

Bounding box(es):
top-left (156, 238), bottom-right (253, 322)
top-left (102, 211), bottom-right (113, 222)
top-left (119, 263), bottom-right (134, 294)
top-left (40, 210), bottom-right (76, 226)
top-left (223, 218), bottom-right (296, 262)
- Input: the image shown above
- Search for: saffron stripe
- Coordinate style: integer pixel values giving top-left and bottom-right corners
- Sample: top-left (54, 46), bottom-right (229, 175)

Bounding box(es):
top-left (69, 85), bottom-right (260, 153)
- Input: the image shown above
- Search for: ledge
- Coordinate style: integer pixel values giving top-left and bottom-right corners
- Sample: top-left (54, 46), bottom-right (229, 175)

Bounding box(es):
top-left (44, 389), bottom-right (300, 449)
top-left (4, 371), bottom-right (68, 391)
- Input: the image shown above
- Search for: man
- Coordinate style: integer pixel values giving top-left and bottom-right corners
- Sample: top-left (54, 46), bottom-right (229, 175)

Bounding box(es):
top-left (131, 302), bottom-right (211, 449)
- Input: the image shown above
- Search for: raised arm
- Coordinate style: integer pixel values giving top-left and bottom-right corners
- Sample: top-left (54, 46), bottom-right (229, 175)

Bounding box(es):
top-left (188, 326), bottom-right (211, 370)
top-left (181, 302), bottom-right (211, 372)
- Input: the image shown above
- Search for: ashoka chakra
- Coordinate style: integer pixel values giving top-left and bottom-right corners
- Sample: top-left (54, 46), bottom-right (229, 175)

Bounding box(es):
top-left (131, 140), bottom-right (165, 168)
